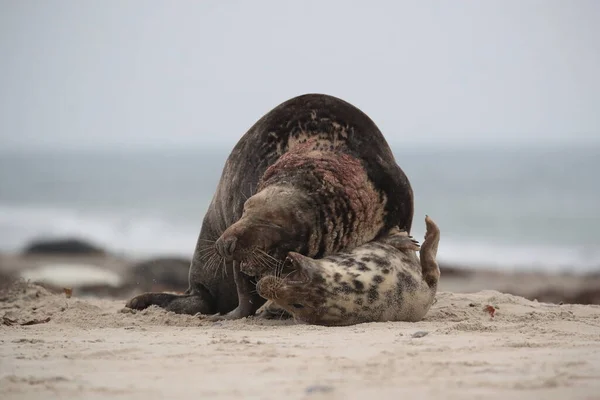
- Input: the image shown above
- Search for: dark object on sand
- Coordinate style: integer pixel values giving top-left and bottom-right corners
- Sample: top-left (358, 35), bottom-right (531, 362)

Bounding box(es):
top-left (126, 257), bottom-right (191, 293)
top-left (532, 286), bottom-right (600, 306)
top-left (439, 263), bottom-right (474, 278)
top-left (22, 238), bottom-right (106, 256)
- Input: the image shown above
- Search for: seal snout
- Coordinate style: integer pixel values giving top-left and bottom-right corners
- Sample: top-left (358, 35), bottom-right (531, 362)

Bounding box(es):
top-left (215, 235), bottom-right (237, 261)
top-left (256, 275), bottom-right (282, 300)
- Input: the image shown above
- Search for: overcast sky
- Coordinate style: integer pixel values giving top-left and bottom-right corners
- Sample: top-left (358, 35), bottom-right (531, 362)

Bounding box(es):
top-left (1, 0), bottom-right (598, 151)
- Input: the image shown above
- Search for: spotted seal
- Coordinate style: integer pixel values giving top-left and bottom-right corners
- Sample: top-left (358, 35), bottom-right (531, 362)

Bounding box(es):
top-left (255, 216), bottom-right (440, 326)
top-left (126, 93), bottom-right (414, 319)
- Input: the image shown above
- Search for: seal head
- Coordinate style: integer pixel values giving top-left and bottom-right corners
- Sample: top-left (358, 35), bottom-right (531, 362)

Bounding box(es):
top-left (255, 252), bottom-right (327, 324)
top-left (214, 139), bottom-right (388, 278)
top-left (214, 185), bottom-right (314, 275)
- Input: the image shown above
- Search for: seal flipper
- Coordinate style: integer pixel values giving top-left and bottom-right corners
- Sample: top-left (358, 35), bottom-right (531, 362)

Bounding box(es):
top-left (419, 215), bottom-right (441, 288)
top-left (255, 300), bottom-right (293, 320)
top-left (125, 288), bottom-right (214, 315)
top-left (379, 228), bottom-right (421, 251)
top-left (205, 261), bottom-right (266, 321)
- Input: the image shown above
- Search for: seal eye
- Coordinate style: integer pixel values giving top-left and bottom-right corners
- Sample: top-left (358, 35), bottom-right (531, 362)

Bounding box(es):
top-left (291, 303), bottom-right (304, 309)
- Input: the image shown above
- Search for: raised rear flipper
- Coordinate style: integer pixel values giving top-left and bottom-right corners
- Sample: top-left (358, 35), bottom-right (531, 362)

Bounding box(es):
top-left (419, 215), bottom-right (440, 288)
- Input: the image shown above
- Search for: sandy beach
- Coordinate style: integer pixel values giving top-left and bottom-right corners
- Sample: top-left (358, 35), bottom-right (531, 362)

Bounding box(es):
top-left (2, 277), bottom-right (600, 400)
top-left (3, 1), bottom-right (599, 399)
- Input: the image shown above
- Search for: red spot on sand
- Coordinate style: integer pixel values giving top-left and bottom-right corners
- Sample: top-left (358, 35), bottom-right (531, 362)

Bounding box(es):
top-left (483, 305), bottom-right (496, 318)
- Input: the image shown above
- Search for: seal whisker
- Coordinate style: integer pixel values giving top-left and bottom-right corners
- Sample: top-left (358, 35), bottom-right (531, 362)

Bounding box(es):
top-left (257, 254), bottom-right (280, 271)
top-left (201, 251), bottom-right (218, 267)
top-left (274, 261), bottom-right (282, 279)
top-left (254, 249), bottom-right (285, 274)
top-left (212, 258), bottom-right (222, 280)
top-left (248, 252), bottom-right (262, 267)
top-left (221, 257), bottom-right (228, 279)
top-left (194, 247), bottom-right (218, 261)
top-left (196, 244), bottom-right (217, 255)
top-left (197, 239), bottom-right (217, 244)
top-left (197, 242), bottom-right (217, 248)
top-left (252, 250), bottom-right (280, 271)
top-left (203, 253), bottom-right (217, 275)
top-left (196, 247), bottom-right (218, 257)
top-left (213, 254), bottom-right (226, 280)
top-left (243, 252), bottom-right (268, 277)
top-left (260, 256), bottom-right (284, 279)
top-left (256, 248), bottom-right (279, 263)
top-left (252, 252), bottom-right (283, 279)
top-left (204, 253), bottom-right (222, 280)
top-left (275, 259), bottom-right (286, 279)
top-left (282, 269), bottom-right (297, 279)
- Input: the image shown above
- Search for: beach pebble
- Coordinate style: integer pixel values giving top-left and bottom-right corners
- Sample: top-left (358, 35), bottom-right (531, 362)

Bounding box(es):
top-left (411, 331), bottom-right (429, 338)
top-left (305, 385), bottom-right (334, 394)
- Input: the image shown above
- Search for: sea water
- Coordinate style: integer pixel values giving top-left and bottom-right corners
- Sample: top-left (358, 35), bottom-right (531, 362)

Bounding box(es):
top-left (1, 144), bottom-right (598, 273)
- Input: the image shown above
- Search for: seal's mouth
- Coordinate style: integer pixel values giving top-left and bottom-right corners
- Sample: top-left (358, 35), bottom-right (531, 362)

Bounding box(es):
top-left (282, 254), bottom-right (295, 270)
top-left (236, 248), bottom-right (282, 277)
top-left (283, 253), bottom-right (311, 285)
top-left (285, 252), bottom-right (304, 265)
top-left (240, 258), bottom-right (270, 277)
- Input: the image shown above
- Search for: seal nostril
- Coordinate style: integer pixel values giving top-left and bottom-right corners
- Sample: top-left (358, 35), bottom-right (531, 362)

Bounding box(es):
top-left (215, 236), bottom-right (237, 259)
top-left (225, 237), bottom-right (237, 256)
top-left (215, 239), bottom-right (224, 257)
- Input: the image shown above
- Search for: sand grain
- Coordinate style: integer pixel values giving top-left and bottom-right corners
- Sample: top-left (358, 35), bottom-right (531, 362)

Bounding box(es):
top-left (1, 282), bottom-right (599, 399)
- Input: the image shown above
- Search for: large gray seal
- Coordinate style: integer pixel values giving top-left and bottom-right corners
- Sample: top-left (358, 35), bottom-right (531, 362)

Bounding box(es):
top-left (126, 93), bottom-right (414, 319)
top-left (255, 216), bottom-right (440, 326)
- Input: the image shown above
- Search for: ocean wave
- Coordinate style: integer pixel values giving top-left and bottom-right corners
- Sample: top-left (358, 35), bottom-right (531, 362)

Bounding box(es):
top-left (1, 205), bottom-right (598, 273)
top-left (434, 237), bottom-right (600, 273)
top-left (0, 205), bottom-right (198, 257)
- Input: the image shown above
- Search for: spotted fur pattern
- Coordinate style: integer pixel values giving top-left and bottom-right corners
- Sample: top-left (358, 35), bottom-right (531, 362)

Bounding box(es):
top-left (256, 216), bottom-right (440, 326)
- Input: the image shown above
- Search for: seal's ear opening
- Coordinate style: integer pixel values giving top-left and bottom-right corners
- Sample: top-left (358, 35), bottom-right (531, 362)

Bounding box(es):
top-left (283, 252), bottom-right (315, 285)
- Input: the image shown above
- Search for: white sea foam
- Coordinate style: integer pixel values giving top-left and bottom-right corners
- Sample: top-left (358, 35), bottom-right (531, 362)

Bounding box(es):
top-left (1, 204), bottom-right (598, 273)
top-left (433, 237), bottom-right (600, 273)
top-left (0, 205), bottom-right (198, 258)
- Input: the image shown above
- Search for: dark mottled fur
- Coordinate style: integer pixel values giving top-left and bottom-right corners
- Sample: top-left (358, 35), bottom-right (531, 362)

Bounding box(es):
top-left (126, 94), bottom-right (413, 319)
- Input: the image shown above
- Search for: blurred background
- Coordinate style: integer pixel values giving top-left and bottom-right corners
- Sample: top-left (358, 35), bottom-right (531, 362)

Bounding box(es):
top-left (1, 1), bottom-right (598, 285)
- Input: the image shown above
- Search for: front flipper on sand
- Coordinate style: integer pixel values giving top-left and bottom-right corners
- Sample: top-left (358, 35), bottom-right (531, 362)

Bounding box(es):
top-left (255, 300), bottom-right (293, 320)
top-left (125, 291), bottom-right (214, 315)
top-left (202, 300), bottom-right (291, 322)
top-left (201, 261), bottom-right (265, 321)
